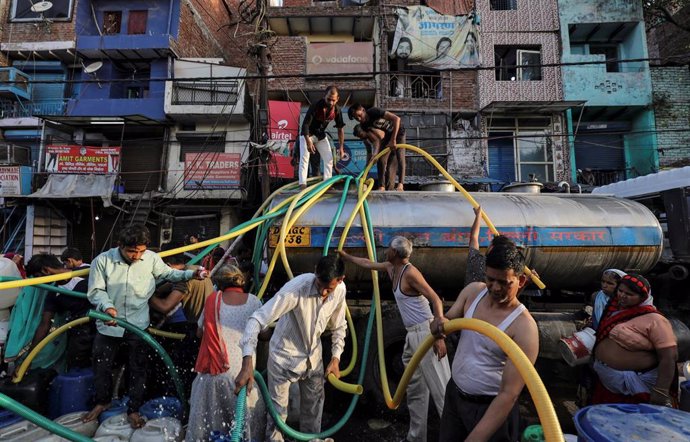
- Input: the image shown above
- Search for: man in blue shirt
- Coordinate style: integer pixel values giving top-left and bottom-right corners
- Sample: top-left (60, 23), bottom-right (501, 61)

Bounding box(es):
top-left (83, 224), bottom-right (206, 428)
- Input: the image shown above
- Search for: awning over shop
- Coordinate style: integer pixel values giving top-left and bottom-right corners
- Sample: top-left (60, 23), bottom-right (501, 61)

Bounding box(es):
top-left (29, 174), bottom-right (116, 206)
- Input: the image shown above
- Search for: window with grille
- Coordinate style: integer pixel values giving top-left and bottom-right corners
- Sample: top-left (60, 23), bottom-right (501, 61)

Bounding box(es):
top-left (490, 0), bottom-right (517, 10)
top-left (495, 46), bottom-right (542, 81)
top-left (103, 11), bottom-right (122, 35)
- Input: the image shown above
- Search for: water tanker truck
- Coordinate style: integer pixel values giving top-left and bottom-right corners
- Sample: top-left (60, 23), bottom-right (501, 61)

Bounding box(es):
top-left (263, 189), bottom-right (690, 395)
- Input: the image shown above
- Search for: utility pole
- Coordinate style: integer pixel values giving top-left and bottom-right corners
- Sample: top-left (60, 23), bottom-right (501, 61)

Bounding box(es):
top-left (254, 0), bottom-right (272, 202)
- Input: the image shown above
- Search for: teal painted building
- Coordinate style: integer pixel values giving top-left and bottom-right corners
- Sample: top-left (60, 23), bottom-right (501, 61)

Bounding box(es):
top-left (558, 0), bottom-right (658, 185)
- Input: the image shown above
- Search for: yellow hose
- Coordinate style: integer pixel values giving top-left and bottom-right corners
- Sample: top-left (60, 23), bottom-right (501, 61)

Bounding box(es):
top-left (278, 177), bottom-right (345, 279)
top-left (12, 317), bottom-right (185, 384)
top-left (361, 144), bottom-right (545, 289)
top-left (355, 179), bottom-right (560, 438)
top-left (259, 180), bottom-right (338, 299)
top-left (12, 317), bottom-right (90, 383)
top-left (147, 328), bottom-right (186, 340)
top-left (337, 179), bottom-right (375, 251)
top-left (339, 307), bottom-right (357, 377)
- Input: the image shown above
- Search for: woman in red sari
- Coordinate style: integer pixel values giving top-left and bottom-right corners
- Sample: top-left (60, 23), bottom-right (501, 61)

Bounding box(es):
top-left (592, 274), bottom-right (678, 406)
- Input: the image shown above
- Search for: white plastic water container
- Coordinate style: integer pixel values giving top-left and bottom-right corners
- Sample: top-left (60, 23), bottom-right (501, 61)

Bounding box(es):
top-left (130, 417), bottom-right (183, 442)
top-left (0, 419), bottom-right (50, 441)
top-left (0, 257), bottom-right (21, 310)
top-left (34, 412), bottom-right (99, 441)
top-left (94, 413), bottom-right (134, 440)
top-left (93, 436), bottom-right (129, 442)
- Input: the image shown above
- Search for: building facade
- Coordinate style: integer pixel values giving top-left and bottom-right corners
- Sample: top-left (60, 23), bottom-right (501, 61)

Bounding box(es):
top-left (0, 0), bottom-right (252, 258)
top-left (558, 0), bottom-right (658, 185)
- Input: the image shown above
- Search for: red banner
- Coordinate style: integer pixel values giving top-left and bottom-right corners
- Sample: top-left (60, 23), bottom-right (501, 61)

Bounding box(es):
top-left (268, 100), bottom-right (301, 178)
top-left (45, 145), bottom-right (121, 174)
top-left (184, 152), bottom-right (241, 190)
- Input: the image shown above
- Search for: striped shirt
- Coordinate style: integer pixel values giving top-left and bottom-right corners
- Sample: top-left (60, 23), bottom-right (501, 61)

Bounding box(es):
top-left (240, 273), bottom-right (347, 374)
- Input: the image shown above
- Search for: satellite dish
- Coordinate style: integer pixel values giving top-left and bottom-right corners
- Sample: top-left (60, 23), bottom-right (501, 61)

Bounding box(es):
top-left (83, 61), bottom-right (103, 74)
top-left (30, 1), bottom-right (53, 13)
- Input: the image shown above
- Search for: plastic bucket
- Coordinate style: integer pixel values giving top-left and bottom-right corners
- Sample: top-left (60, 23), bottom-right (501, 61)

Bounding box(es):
top-left (0, 419), bottom-right (50, 441)
top-left (130, 417), bottom-right (183, 442)
top-left (558, 327), bottom-right (595, 367)
top-left (34, 411), bottom-right (99, 442)
top-left (94, 413), bottom-right (134, 440)
top-left (54, 411), bottom-right (98, 437)
top-left (139, 397), bottom-right (182, 421)
top-left (575, 403), bottom-right (690, 441)
top-left (98, 397), bottom-right (129, 424)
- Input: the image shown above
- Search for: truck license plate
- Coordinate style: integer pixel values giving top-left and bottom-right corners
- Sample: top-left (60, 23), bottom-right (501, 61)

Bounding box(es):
top-left (268, 226), bottom-right (311, 247)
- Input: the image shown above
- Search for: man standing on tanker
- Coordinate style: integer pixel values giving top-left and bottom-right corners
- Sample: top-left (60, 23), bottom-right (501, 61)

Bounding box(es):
top-left (434, 241), bottom-right (539, 442)
top-left (297, 86), bottom-right (346, 189)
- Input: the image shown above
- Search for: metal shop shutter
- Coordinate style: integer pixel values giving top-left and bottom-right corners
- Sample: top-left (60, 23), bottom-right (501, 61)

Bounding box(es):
top-left (574, 132), bottom-right (625, 171)
top-left (488, 131), bottom-right (515, 189)
top-left (30, 72), bottom-right (66, 103)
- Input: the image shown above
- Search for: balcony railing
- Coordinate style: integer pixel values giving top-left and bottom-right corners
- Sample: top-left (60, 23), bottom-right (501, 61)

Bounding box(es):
top-left (0, 100), bottom-right (67, 118)
top-left (0, 67), bottom-right (31, 99)
top-left (387, 73), bottom-right (442, 100)
top-left (172, 80), bottom-right (239, 106)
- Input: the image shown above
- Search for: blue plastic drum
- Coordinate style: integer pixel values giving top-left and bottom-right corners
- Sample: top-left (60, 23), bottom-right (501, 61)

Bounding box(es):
top-left (48, 368), bottom-right (95, 419)
top-left (575, 403), bottom-right (690, 441)
top-left (138, 397), bottom-right (183, 421)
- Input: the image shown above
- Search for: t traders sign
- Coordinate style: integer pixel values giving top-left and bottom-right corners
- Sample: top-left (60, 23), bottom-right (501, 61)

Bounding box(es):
top-left (45, 145), bottom-right (121, 174)
top-left (184, 152), bottom-right (241, 190)
top-left (306, 42), bottom-right (374, 75)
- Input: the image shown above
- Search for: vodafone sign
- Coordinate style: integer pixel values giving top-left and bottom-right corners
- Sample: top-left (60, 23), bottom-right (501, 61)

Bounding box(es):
top-left (306, 42), bottom-right (373, 75)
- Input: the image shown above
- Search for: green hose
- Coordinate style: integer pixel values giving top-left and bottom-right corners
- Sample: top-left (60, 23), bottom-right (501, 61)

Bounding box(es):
top-left (253, 298), bottom-right (377, 440)
top-left (230, 386), bottom-right (247, 442)
top-left (0, 393), bottom-right (92, 442)
top-left (86, 310), bottom-right (186, 407)
top-left (323, 176), bottom-right (352, 256)
top-left (0, 276), bottom-right (87, 298)
top-left (187, 178), bottom-right (339, 266)
top-left (248, 176), bottom-right (379, 440)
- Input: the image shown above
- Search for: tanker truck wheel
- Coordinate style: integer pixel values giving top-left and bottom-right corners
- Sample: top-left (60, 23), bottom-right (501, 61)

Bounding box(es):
top-left (358, 305), bottom-right (408, 412)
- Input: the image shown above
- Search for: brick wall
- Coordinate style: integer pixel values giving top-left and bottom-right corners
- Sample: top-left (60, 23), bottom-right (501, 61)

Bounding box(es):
top-left (0, 19), bottom-right (76, 46)
top-left (651, 66), bottom-right (690, 168)
top-left (647, 6), bottom-right (690, 65)
top-left (167, 0), bottom-right (253, 68)
top-left (268, 36), bottom-right (375, 93)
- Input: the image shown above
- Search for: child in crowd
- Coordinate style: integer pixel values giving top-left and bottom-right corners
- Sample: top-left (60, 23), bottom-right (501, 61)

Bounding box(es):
top-left (592, 269), bottom-right (626, 330)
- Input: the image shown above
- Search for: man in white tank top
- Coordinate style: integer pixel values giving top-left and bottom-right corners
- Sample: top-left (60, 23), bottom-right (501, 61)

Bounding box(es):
top-left (339, 237), bottom-right (450, 442)
top-left (433, 242), bottom-right (539, 442)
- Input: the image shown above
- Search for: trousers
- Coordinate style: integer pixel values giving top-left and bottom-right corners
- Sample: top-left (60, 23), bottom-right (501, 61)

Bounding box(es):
top-left (92, 331), bottom-right (148, 414)
top-left (265, 356), bottom-right (325, 442)
top-left (402, 319), bottom-right (451, 442)
top-left (298, 135), bottom-right (333, 185)
top-left (438, 380), bottom-right (519, 442)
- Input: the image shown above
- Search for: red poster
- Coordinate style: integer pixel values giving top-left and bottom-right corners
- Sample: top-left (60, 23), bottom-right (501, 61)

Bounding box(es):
top-left (45, 145), bottom-right (121, 174)
top-left (268, 100), bottom-right (301, 178)
top-left (184, 152), bottom-right (241, 190)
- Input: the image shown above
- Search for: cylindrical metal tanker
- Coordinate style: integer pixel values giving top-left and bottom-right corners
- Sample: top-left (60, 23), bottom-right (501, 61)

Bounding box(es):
top-left (267, 191), bottom-right (663, 294)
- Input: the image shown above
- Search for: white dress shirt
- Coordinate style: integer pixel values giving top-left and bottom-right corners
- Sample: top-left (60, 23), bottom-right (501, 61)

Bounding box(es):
top-left (240, 273), bottom-right (347, 374)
